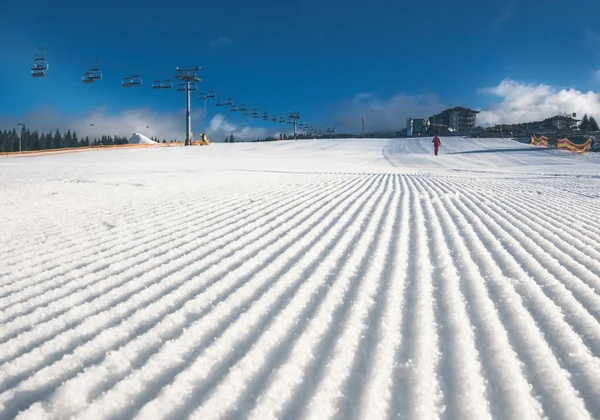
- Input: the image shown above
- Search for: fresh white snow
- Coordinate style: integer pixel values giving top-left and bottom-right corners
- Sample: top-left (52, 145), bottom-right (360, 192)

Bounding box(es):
top-left (129, 133), bottom-right (158, 145)
top-left (1, 136), bottom-right (600, 419)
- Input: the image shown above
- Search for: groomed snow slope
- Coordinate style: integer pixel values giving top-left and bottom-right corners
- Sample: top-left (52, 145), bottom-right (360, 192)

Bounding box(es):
top-left (1, 137), bottom-right (600, 420)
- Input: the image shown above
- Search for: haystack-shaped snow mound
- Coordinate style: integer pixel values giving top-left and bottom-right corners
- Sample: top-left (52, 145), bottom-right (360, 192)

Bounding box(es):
top-left (129, 133), bottom-right (158, 145)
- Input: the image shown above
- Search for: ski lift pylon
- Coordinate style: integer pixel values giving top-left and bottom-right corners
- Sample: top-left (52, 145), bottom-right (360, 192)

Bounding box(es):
top-left (31, 47), bottom-right (48, 77)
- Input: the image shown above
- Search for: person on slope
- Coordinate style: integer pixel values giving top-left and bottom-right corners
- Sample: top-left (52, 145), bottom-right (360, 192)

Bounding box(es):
top-left (432, 135), bottom-right (442, 156)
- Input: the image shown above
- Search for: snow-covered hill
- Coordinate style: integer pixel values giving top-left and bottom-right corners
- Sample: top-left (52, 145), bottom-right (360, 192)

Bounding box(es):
top-left (1, 137), bottom-right (599, 419)
top-left (129, 132), bottom-right (158, 144)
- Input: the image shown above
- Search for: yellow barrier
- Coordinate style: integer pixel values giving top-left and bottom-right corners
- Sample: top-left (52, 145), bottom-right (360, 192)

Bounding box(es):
top-left (557, 138), bottom-right (592, 154)
top-left (531, 135), bottom-right (548, 147)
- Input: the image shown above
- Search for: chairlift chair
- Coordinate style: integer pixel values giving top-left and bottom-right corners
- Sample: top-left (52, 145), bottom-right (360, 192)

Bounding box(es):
top-left (271, 115), bottom-right (278, 122)
top-left (152, 76), bottom-right (163, 89)
top-left (129, 73), bottom-right (142, 86)
top-left (176, 82), bottom-right (186, 92)
top-left (231, 105), bottom-right (238, 112)
top-left (89, 59), bottom-right (102, 80)
top-left (162, 77), bottom-right (173, 89)
top-left (198, 92), bottom-right (207, 100)
top-left (31, 68), bottom-right (46, 78)
top-left (189, 82), bottom-right (197, 91)
top-left (216, 98), bottom-right (224, 106)
top-left (82, 65), bottom-right (95, 83)
top-left (224, 98), bottom-right (233, 106)
top-left (207, 88), bottom-right (216, 98)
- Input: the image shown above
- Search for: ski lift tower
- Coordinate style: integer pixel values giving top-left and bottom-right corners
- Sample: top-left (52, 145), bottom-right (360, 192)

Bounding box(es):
top-left (289, 111), bottom-right (301, 140)
top-left (174, 66), bottom-right (201, 146)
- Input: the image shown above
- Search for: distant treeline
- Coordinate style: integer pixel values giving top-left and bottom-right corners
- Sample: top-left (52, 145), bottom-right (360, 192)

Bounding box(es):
top-left (0, 127), bottom-right (168, 153)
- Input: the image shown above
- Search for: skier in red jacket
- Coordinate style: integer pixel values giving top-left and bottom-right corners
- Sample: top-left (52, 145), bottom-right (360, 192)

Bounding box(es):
top-left (432, 135), bottom-right (441, 156)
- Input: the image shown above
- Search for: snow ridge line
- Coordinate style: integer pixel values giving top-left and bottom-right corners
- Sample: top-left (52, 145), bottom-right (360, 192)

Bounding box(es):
top-left (461, 177), bottom-right (600, 251)
top-left (0, 176), bottom-right (340, 325)
top-left (357, 175), bottom-right (410, 419)
top-left (215, 175), bottom-right (402, 420)
top-left (422, 178), bottom-right (600, 324)
top-left (0, 186), bottom-right (200, 275)
top-left (69, 175), bottom-right (387, 420)
top-left (10, 174), bottom-right (377, 417)
top-left (442, 185), bottom-right (600, 415)
top-left (458, 177), bottom-right (600, 246)
top-left (425, 177), bottom-right (596, 418)
top-left (483, 189), bottom-right (600, 281)
top-left (289, 175), bottom-right (395, 420)
top-left (0, 176), bottom-right (358, 370)
top-left (414, 178), bottom-right (543, 419)
top-left (0, 186), bottom-right (147, 264)
top-left (0, 176), bottom-right (316, 298)
top-left (401, 175), bottom-right (443, 420)
top-left (176, 174), bottom-right (393, 420)
top-left (412, 175), bottom-right (491, 420)
top-left (0, 178), bottom-right (343, 325)
top-left (133, 174), bottom-right (391, 420)
top-left (454, 182), bottom-right (600, 323)
top-left (0, 175), bottom-right (376, 416)
top-left (0, 180), bottom-right (282, 288)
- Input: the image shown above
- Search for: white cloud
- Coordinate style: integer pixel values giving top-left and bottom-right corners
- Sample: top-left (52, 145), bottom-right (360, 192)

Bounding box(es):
top-left (0, 106), bottom-right (184, 142)
top-left (333, 92), bottom-right (444, 133)
top-left (477, 79), bottom-right (600, 126)
top-left (0, 107), bottom-right (273, 143)
top-left (209, 36), bottom-right (234, 49)
top-left (207, 113), bottom-right (275, 141)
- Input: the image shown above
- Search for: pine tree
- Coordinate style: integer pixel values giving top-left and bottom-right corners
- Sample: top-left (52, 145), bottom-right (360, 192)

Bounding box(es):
top-left (0, 130), bottom-right (8, 152)
top-left (39, 133), bottom-right (47, 150)
top-left (589, 116), bottom-right (599, 131)
top-left (581, 114), bottom-right (589, 130)
top-left (31, 131), bottom-right (41, 150)
top-left (53, 129), bottom-right (63, 149)
top-left (64, 130), bottom-right (73, 148)
top-left (229, 133), bottom-right (235, 143)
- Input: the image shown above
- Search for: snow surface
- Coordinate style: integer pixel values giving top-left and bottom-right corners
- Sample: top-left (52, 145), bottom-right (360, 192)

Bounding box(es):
top-left (129, 132), bottom-right (158, 144)
top-left (1, 137), bottom-right (600, 420)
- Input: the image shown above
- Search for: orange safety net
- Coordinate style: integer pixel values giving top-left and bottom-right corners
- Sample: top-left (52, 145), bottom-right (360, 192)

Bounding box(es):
top-left (557, 138), bottom-right (592, 154)
top-left (531, 135), bottom-right (548, 147)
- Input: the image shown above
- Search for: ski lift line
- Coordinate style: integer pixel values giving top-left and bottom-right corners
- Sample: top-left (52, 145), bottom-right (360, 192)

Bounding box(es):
top-left (19, 45), bottom-right (301, 117)
top-left (20, 45), bottom-right (186, 86)
top-left (23, 46), bottom-right (308, 125)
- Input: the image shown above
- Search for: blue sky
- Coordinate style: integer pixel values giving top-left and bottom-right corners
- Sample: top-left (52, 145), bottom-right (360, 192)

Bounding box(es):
top-left (2, 0), bottom-right (600, 140)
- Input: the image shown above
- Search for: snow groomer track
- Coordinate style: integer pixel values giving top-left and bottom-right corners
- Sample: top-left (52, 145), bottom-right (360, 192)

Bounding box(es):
top-left (1, 137), bottom-right (600, 419)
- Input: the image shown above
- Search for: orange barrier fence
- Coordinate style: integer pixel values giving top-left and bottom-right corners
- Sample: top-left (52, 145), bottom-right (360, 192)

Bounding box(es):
top-left (531, 135), bottom-right (548, 147)
top-left (0, 142), bottom-right (173, 157)
top-left (557, 137), bottom-right (592, 154)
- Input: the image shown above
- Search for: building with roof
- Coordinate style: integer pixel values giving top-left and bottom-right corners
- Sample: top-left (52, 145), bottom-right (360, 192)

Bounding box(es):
top-left (406, 118), bottom-right (425, 136)
top-left (548, 115), bottom-right (579, 130)
top-left (429, 107), bottom-right (480, 132)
